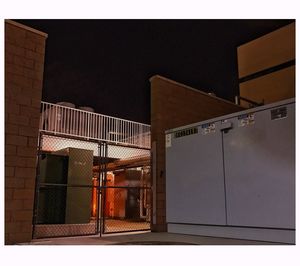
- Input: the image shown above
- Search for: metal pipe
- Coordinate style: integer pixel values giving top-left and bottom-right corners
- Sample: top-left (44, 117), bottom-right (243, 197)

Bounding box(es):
top-left (235, 95), bottom-right (240, 105)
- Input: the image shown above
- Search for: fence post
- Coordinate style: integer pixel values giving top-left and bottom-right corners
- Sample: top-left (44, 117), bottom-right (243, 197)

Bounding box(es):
top-left (87, 113), bottom-right (90, 139)
top-left (97, 141), bottom-right (102, 236)
top-left (32, 132), bottom-right (43, 239)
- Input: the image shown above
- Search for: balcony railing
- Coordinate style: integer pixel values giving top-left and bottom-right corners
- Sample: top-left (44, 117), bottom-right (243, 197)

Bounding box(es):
top-left (39, 101), bottom-right (151, 148)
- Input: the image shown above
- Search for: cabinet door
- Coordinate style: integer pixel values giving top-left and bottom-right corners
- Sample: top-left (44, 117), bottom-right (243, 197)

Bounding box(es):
top-left (166, 122), bottom-right (226, 225)
top-left (65, 148), bottom-right (93, 224)
top-left (223, 103), bottom-right (295, 229)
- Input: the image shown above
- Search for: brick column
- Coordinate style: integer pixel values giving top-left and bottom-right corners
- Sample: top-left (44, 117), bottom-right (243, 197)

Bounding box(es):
top-left (5, 20), bottom-right (47, 244)
top-left (150, 75), bottom-right (243, 232)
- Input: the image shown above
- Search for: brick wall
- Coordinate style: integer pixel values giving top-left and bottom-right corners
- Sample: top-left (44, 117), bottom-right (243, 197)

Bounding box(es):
top-left (5, 20), bottom-right (47, 244)
top-left (237, 22), bottom-right (295, 107)
top-left (150, 75), bottom-right (243, 231)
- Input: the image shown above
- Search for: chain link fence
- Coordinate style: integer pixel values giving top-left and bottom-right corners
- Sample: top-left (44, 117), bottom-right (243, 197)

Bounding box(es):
top-left (33, 184), bottom-right (99, 238)
top-left (33, 133), bottom-right (101, 238)
top-left (33, 133), bottom-right (151, 238)
top-left (99, 143), bottom-right (151, 234)
top-left (102, 187), bottom-right (151, 233)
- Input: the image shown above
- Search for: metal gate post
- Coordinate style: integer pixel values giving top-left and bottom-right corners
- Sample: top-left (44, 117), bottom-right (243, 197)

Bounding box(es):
top-left (32, 132), bottom-right (43, 239)
top-left (101, 141), bottom-right (108, 235)
top-left (98, 141), bottom-right (108, 236)
top-left (96, 142), bottom-right (100, 235)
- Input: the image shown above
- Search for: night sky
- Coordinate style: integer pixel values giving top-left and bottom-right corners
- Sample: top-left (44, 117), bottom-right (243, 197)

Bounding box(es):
top-left (16, 19), bottom-right (294, 124)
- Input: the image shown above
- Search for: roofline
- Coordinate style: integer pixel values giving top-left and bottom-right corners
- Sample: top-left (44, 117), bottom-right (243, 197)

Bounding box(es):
top-left (166, 97), bottom-right (295, 134)
top-left (149, 75), bottom-right (240, 108)
top-left (5, 19), bottom-right (48, 38)
top-left (237, 21), bottom-right (295, 49)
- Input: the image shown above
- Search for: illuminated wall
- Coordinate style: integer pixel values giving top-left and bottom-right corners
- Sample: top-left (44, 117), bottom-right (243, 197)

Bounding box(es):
top-left (150, 75), bottom-right (243, 232)
top-left (237, 22), bottom-right (295, 107)
top-left (5, 20), bottom-right (47, 244)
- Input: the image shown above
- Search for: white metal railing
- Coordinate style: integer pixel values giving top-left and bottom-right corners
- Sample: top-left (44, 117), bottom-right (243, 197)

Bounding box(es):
top-left (39, 101), bottom-right (151, 148)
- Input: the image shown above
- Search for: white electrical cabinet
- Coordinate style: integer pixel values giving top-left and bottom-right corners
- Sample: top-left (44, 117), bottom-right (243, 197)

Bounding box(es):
top-left (166, 98), bottom-right (295, 243)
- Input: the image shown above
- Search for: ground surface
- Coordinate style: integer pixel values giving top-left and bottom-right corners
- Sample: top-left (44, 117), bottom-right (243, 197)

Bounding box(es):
top-left (28, 231), bottom-right (283, 245)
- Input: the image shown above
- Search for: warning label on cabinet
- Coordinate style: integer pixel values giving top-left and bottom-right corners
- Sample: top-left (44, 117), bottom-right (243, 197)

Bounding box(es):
top-left (201, 123), bottom-right (216, 135)
top-left (174, 127), bottom-right (198, 139)
top-left (238, 113), bottom-right (255, 127)
top-left (166, 134), bottom-right (172, 148)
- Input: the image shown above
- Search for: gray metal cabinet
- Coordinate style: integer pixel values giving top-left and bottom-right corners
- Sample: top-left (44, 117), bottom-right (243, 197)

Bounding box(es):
top-left (166, 99), bottom-right (295, 231)
top-left (166, 121), bottom-right (227, 225)
top-left (223, 103), bottom-right (295, 229)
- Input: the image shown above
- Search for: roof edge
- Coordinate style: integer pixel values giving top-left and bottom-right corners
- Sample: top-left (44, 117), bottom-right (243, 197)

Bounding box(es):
top-left (5, 19), bottom-right (48, 38)
top-left (149, 75), bottom-right (240, 108)
top-left (237, 21), bottom-right (295, 49)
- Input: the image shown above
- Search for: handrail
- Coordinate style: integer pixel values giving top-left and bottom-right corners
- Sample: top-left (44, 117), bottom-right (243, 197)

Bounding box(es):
top-left (39, 101), bottom-right (151, 149)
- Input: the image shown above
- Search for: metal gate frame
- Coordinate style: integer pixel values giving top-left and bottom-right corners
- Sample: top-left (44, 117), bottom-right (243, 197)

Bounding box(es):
top-left (101, 185), bottom-right (152, 235)
top-left (100, 142), bottom-right (152, 235)
top-left (32, 132), bottom-right (103, 239)
top-left (32, 132), bottom-right (151, 239)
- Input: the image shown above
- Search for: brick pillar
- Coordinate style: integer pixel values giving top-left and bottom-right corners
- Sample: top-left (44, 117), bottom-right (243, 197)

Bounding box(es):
top-left (5, 20), bottom-right (47, 244)
top-left (150, 75), bottom-right (243, 232)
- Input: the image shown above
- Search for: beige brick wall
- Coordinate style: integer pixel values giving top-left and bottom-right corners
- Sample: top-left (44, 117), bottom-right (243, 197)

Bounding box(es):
top-left (238, 22), bottom-right (295, 107)
top-left (240, 65), bottom-right (295, 106)
top-left (237, 22), bottom-right (295, 78)
top-left (5, 20), bottom-right (47, 244)
top-left (150, 75), bottom-right (243, 232)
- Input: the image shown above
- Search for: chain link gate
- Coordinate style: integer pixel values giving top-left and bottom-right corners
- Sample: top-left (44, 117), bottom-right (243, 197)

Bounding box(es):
top-left (99, 143), bottom-right (151, 234)
top-left (32, 132), bottom-right (104, 239)
top-left (32, 132), bottom-right (151, 239)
